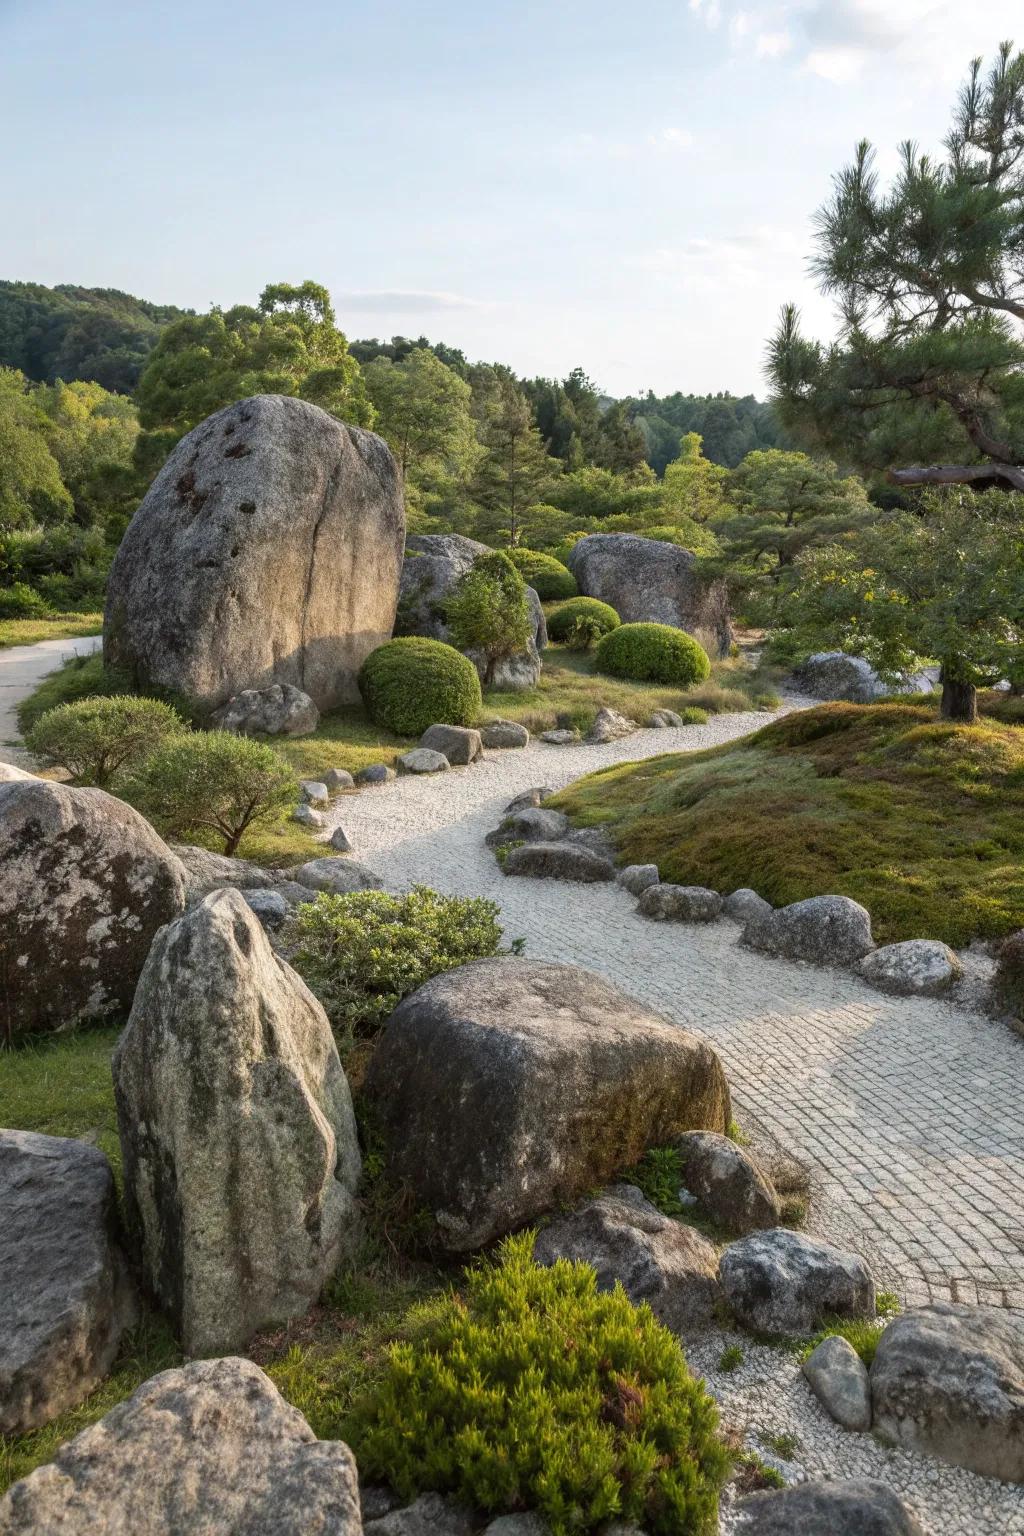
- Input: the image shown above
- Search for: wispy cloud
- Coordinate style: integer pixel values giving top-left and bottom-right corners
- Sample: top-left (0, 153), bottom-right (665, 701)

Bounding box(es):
top-left (337, 290), bottom-right (487, 314)
top-left (559, 126), bottom-right (696, 163)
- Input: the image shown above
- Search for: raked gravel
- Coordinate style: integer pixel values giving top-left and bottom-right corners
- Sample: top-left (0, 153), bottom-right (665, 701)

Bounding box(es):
top-left (322, 705), bottom-right (1024, 1536)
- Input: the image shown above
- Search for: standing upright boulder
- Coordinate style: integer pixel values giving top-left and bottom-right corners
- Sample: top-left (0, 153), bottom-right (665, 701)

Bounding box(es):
top-left (113, 889), bottom-right (362, 1355)
top-left (0, 780), bottom-right (186, 1043)
top-left (567, 533), bottom-right (732, 656)
top-left (104, 395), bottom-right (405, 712)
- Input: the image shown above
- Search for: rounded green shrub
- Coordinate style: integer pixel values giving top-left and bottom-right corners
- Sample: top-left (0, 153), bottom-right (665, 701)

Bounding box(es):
top-left (548, 597), bottom-right (621, 643)
top-left (505, 547), bottom-right (577, 600)
top-left (27, 695), bottom-right (186, 787)
top-left (124, 731), bottom-right (297, 856)
top-left (594, 623), bottom-right (711, 687)
top-left (359, 637), bottom-right (482, 737)
top-left (346, 1231), bottom-right (729, 1535)
top-left (445, 553), bottom-right (533, 685)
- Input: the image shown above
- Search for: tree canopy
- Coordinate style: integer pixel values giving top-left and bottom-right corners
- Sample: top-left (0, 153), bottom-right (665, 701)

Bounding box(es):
top-left (0, 282), bottom-right (187, 393)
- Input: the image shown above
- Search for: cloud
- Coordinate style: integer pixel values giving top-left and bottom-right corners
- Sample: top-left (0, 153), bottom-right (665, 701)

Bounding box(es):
top-left (336, 290), bottom-right (486, 314)
top-left (559, 126), bottom-right (696, 162)
top-left (637, 225), bottom-right (809, 296)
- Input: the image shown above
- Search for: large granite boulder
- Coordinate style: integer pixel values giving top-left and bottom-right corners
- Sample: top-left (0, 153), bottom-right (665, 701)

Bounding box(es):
top-left (793, 652), bottom-right (933, 703)
top-left (857, 940), bottom-right (962, 997)
top-left (104, 395), bottom-right (405, 712)
top-left (0, 780), bottom-right (186, 1042)
top-left (637, 884), bottom-right (722, 923)
top-left (112, 889), bottom-right (362, 1355)
top-left (719, 1228), bottom-right (875, 1336)
top-left (676, 1131), bottom-right (780, 1234)
top-left (0, 1357), bottom-right (361, 1535)
top-left (0, 1131), bottom-right (137, 1434)
top-left (363, 956), bottom-right (730, 1250)
top-left (396, 533), bottom-right (547, 689)
top-left (210, 682), bottom-right (319, 737)
top-left (0, 761), bottom-right (37, 782)
top-left (742, 894), bottom-right (874, 967)
top-left (567, 533), bottom-right (732, 656)
top-left (533, 1185), bottom-right (722, 1331)
top-left (735, 1479), bottom-right (924, 1535)
top-left (870, 1303), bottom-right (1024, 1480)
top-left (501, 841), bottom-right (615, 882)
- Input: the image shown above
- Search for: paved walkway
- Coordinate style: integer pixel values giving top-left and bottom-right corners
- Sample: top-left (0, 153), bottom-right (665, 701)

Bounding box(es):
top-left (323, 717), bottom-right (1024, 1314)
top-left (0, 633), bottom-right (101, 765)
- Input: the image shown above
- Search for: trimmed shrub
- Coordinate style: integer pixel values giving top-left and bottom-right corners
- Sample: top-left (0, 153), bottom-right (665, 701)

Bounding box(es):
top-left (548, 597), bottom-right (621, 644)
top-left (359, 637), bottom-right (482, 737)
top-left (26, 695), bottom-right (185, 787)
top-left (346, 1231), bottom-right (729, 1536)
top-left (287, 885), bottom-right (505, 1048)
top-left (506, 547), bottom-right (577, 600)
top-left (446, 553), bottom-right (533, 685)
top-left (595, 624), bottom-right (711, 687)
top-left (124, 731), bottom-right (298, 855)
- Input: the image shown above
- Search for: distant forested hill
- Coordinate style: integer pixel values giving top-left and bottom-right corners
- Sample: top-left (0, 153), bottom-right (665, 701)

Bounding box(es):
top-left (627, 391), bottom-right (789, 472)
top-left (0, 282), bottom-right (190, 393)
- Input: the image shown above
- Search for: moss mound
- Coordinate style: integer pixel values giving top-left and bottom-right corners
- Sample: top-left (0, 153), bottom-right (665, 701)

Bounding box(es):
top-left (552, 701), bottom-right (1024, 946)
top-left (595, 623), bottom-right (711, 688)
top-left (548, 597), bottom-right (621, 643)
top-left (506, 547), bottom-right (577, 599)
top-left (359, 637), bottom-right (482, 737)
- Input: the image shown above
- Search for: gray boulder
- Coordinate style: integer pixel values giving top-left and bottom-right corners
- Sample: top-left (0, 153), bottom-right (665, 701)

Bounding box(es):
top-left (419, 723), bottom-right (483, 765)
top-left (292, 803), bottom-right (326, 828)
top-left (585, 706), bottom-right (637, 744)
top-left (648, 709), bottom-right (683, 729)
top-left (735, 1479), bottom-right (924, 1535)
top-left (676, 1131), bottom-right (780, 1234)
top-left (870, 1303), bottom-right (1024, 1481)
top-left (720, 1228), bottom-right (875, 1337)
top-left (533, 1185), bottom-right (722, 1331)
top-left (0, 1131), bottom-right (137, 1434)
top-left (803, 1334), bottom-right (872, 1431)
top-left (397, 748), bottom-right (450, 775)
top-left (0, 1357), bottom-right (361, 1535)
top-left (742, 894), bottom-right (874, 966)
top-left (324, 767), bottom-right (355, 791)
top-left (356, 762), bottom-right (395, 785)
top-left (857, 940), bottom-right (961, 997)
top-left (502, 841), bottom-right (615, 882)
top-left (485, 806), bottom-right (570, 847)
top-left (722, 887), bottom-right (772, 924)
top-left (567, 533), bottom-right (732, 656)
top-left (112, 889), bottom-right (362, 1355)
top-left (793, 651), bottom-right (932, 704)
top-left (170, 841), bottom-right (282, 900)
top-left (638, 883), bottom-right (722, 923)
top-left (241, 886), bottom-right (291, 930)
top-left (330, 826), bottom-right (353, 852)
top-left (481, 719), bottom-right (530, 749)
top-left (363, 956), bottom-right (731, 1250)
top-left (290, 857), bottom-right (382, 894)
top-left (539, 728), bottom-right (579, 744)
top-left (210, 682), bottom-right (319, 737)
top-left (617, 863), bottom-right (660, 896)
top-left (365, 1492), bottom-right (475, 1536)
top-left (105, 395), bottom-right (404, 711)
top-left (0, 780), bottom-right (186, 1042)
top-left (505, 785), bottom-right (554, 812)
top-left (300, 779), bottom-right (329, 805)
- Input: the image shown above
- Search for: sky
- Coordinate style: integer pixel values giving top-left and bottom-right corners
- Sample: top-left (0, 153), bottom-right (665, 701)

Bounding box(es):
top-left (1, 0), bottom-right (1020, 398)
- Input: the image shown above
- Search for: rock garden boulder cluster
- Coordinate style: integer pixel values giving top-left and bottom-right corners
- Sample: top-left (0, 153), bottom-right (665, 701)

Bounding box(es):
top-left (567, 532), bottom-right (733, 656)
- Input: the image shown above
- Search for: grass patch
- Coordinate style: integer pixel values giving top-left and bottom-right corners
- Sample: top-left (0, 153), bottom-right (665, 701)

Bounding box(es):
top-left (0, 1026), bottom-right (122, 1179)
top-left (551, 701), bottom-right (1024, 946)
top-left (0, 613), bottom-right (102, 649)
top-left (718, 1345), bottom-right (744, 1372)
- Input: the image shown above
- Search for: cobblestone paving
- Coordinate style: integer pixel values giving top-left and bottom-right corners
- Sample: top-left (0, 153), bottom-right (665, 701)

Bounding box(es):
top-left (326, 711), bottom-right (1024, 1315)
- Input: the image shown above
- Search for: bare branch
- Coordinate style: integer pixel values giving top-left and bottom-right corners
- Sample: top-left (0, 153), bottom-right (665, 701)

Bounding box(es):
top-left (887, 462), bottom-right (1024, 490)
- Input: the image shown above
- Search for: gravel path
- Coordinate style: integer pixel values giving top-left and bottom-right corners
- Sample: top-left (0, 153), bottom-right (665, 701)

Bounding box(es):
top-left (0, 633), bottom-right (101, 766)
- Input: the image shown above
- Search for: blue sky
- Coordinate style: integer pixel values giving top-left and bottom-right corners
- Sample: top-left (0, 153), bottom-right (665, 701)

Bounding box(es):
top-left (1, 0), bottom-right (1019, 396)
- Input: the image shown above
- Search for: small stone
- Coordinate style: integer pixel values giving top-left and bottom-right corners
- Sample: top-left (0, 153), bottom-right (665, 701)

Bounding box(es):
top-left (617, 864), bottom-right (660, 896)
top-left (290, 858), bottom-right (382, 894)
top-left (418, 724), bottom-right (483, 765)
top-left (241, 887), bottom-right (290, 930)
top-left (505, 786), bottom-right (555, 812)
top-left (364, 1492), bottom-right (475, 1536)
top-left (857, 940), bottom-right (962, 997)
top-left (485, 807), bottom-right (570, 848)
top-left (676, 1131), bottom-right (780, 1234)
top-left (360, 1485), bottom-right (404, 1523)
top-left (723, 887), bottom-right (772, 924)
top-left (502, 842), bottom-right (615, 882)
top-left (585, 707), bottom-right (637, 744)
top-left (720, 1228), bottom-right (875, 1337)
top-left (539, 728), bottom-right (580, 744)
top-left (355, 763), bottom-right (395, 785)
top-left (481, 1517), bottom-right (549, 1536)
top-left (299, 780), bottom-right (329, 806)
top-left (481, 720), bottom-right (530, 749)
top-left (647, 709), bottom-right (683, 729)
top-left (330, 826), bottom-right (353, 853)
top-left (292, 803), bottom-right (325, 828)
top-left (638, 884), bottom-right (722, 923)
top-left (396, 748), bottom-right (450, 775)
top-left (803, 1334), bottom-right (873, 1431)
top-left (742, 894), bottom-right (874, 966)
top-left (210, 683), bottom-right (319, 738)
top-left (324, 767), bottom-right (355, 792)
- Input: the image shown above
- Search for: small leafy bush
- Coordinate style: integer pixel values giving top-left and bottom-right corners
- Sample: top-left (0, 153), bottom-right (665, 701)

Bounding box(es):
top-left (505, 547), bottom-right (577, 600)
top-left (287, 885), bottom-right (504, 1046)
top-left (595, 624), bottom-right (711, 687)
top-left (565, 617), bottom-right (605, 652)
top-left (445, 553), bottom-right (533, 685)
top-left (0, 581), bottom-right (50, 619)
top-left (346, 1231), bottom-right (730, 1536)
top-left (27, 695), bottom-right (185, 787)
top-left (548, 597), bottom-right (621, 643)
top-left (679, 706), bottom-right (710, 725)
top-left (125, 731), bottom-right (297, 855)
top-left (359, 637), bottom-right (482, 737)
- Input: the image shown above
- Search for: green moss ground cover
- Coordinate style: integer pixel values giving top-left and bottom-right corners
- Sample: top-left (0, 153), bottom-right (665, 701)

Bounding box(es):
top-left (551, 701), bottom-right (1024, 946)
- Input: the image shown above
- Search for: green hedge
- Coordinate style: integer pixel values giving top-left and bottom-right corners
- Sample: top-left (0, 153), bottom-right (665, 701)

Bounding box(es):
top-left (548, 597), bottom-right (621, 643)
top-left (26, 695), bottom-right (185, 788)
top-left (594, 623), bottom-right (711, 687)
top-left (359, 637), bottom-right (482, 737)
top-left (506, 547), bottom-right (577, 600)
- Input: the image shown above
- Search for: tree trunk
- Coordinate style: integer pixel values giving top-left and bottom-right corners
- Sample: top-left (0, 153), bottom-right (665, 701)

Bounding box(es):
top-left (887, 462), bottom-right (1024, 491)
top-left (940, 678), bottom-right (978, 723)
